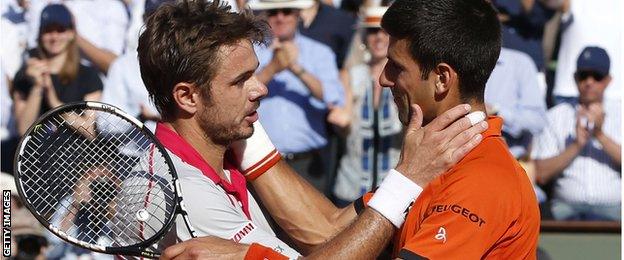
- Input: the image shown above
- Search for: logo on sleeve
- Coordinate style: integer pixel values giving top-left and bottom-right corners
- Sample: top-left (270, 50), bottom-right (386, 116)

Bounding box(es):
top-left (232, 222), bottom-right (256, 242)
top-left (434, 227), bottom-right (446, 243)
top-left (428, 204), bottom-right (486, 227)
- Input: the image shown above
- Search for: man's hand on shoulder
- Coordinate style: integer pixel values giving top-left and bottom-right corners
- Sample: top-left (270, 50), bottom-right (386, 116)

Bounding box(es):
top-left (396, 104), bottom-right (488, 187)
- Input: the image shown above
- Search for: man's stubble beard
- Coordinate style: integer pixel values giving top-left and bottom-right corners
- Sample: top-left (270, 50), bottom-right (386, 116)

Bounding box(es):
top-left (198, 106), bottom-right (253, 146)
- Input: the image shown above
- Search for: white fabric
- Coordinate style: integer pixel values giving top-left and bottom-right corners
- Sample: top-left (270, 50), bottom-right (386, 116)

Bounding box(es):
top-left (101, 51), bottom-right (156, 129)
top-left (1, 17), bottom-right (28, 79)
top-left (161, 150), bottom-right (301, 259)
top-left (99, 51), bottom-right (158, 155)
top-left (531, 102), bottom-right (621, 206)
top-left (368, 169), bottom-right (423, 228)
top-left (248, 0), bottom-right (313, 10)
top-left (229, 121), bottom-right (278, 175)
top-left (553, 0), bottom-right (622, 101)
top-left (124, 0), bottom-right (144, 54)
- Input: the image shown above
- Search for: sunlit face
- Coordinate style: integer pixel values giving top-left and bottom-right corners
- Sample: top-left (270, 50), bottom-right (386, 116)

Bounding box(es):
top-left (379, 37), bottom-right (437, 125)
top-left (575, 70), bottom-right (611, 105)
top-left (197, 40), bottom-right (267, 144)
top-left (40, 24), bottom-right (75, 57)
top-left (365, 28), bottom-right (389, 61)
top-left (266, 8), bottom-right (299, 40)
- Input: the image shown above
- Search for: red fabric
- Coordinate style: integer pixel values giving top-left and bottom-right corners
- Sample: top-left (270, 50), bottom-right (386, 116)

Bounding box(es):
top-left (244, 243), bottom-right (288, 260)
top-left (155, 123), bottom-right (251, 219)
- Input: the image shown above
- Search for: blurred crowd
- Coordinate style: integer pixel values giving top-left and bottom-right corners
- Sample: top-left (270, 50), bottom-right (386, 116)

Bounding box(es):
top-left (1, 0), bottom-right (621, 259)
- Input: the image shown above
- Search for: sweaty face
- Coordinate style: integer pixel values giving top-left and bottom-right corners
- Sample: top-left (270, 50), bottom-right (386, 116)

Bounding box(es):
top-left (266, 8), bottom-right (299, 40)
top-left (40, 25), bottom-right (74, 57)
top-left (380, 37), bottom-right (437, 125)
top-left (197, 40), bottom-right (267, 145)
top-left (575, 70), bottom-right (610, 105)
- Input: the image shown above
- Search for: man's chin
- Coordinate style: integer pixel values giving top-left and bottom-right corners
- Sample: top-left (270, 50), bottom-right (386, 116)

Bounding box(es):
top-left (240, 125), bottom-right (254, 140)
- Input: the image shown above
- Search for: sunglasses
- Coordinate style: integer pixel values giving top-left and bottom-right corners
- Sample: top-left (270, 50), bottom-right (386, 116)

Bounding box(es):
top-left (574, 70), bottom-right (606, 82)
top-left (267, 8), bottom-right (295, 16)
top-left (42, 24), bottom-right (70, 34)
top-left (365, 27), bottom-right (383, 35)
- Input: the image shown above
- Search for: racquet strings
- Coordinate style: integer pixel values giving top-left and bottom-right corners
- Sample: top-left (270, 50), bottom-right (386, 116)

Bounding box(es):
top-left (17, 107), bottom-right (176, 249)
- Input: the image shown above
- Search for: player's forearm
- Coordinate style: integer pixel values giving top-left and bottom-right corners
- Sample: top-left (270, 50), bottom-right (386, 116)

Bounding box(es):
top-left (596, 132), bottom-right (621, 165)
top-left (251, 161), bottom-right (356, 251)
top-left (76, 35), bottom-right (117, 74)
top-left (304, 208), bottom-right (394, 259)
top-left (534, 144), bottom-right (582, 184)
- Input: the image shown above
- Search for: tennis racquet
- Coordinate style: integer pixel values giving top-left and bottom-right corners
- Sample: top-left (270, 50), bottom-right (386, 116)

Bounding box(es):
top-left (14, 101), bottom-right (196, 258)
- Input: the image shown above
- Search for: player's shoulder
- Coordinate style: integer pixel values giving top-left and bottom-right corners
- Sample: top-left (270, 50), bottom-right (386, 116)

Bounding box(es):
top-left (444, 138), bottom-right (526, 193)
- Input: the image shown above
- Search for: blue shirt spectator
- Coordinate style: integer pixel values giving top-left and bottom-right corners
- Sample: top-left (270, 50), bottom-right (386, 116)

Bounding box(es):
top-left (255, 33), bottom-right (345, 154)
top-left (299, 2), bottom-right (356, 69)
top-left (485, 48), bottom-right (547, 158)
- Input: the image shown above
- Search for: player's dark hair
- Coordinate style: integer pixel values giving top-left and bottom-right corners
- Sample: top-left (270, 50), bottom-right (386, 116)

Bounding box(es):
top-left (381, 0), bottom-right (501, 102)
top-left (138, 0), bottom-right (270, 120)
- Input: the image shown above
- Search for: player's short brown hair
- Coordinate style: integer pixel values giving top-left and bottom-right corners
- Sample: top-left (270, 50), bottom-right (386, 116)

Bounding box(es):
top-left (138, 0), bottom-right (270, 120)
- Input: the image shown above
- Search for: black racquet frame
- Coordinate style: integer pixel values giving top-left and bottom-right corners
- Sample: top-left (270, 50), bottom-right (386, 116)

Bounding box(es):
top-left (14, 101), bottom-right (196, 258)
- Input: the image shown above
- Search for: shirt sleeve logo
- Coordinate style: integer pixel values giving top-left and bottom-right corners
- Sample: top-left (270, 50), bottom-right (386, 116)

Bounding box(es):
top-left (429, 204), bottom-right (486, 227)
top-left (435, 227), bottom-right (447, 243)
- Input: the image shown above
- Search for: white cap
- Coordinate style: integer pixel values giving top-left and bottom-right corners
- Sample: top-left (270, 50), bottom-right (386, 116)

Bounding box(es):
top-left (248, 0), bottom-right (314, 10)
top-left (360, 6), bottom-right (388, 28)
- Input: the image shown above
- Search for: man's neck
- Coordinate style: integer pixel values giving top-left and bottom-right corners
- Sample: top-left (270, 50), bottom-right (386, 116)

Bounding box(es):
top-left (166, 120), bottom-right (229, 182)
top-left (436, 98), bottom-right (487, 122)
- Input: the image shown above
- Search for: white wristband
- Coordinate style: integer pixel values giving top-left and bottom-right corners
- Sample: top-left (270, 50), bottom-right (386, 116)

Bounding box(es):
top-left (368, 169), bottom-right (423, 228)
top-left (229, 121), bottom-right (280, 178)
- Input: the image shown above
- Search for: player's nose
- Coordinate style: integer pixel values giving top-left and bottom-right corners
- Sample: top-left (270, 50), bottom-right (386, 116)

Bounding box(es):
top-left (248, 76), bottom-right (268, 101)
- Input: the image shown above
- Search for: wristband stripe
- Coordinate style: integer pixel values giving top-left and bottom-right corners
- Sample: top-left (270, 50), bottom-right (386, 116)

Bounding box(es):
top-left (244, 149), bottom-right (281, 181)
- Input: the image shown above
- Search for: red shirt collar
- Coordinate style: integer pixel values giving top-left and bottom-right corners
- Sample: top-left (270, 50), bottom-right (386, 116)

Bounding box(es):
top-left (154, 122), bottom-right (251, 219)
top-left (482, 116), bottom-right (503, 138)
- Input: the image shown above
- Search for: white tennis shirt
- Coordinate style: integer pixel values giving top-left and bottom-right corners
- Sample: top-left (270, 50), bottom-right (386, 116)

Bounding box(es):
top-left (153, 123), bottom-right (300, 259)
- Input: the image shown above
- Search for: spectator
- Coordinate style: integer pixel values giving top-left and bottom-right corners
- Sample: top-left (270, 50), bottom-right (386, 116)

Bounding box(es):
top-left (492, 0), bottom-right (558, 72)
top-left (2, 0), bottom-right (29, 81)
top-left (102, 0), bottom-right (167, 128)
top-left (299, 0), bottom-right (356, 70)
top-left (25, 0), bottom-right (129, 74)
top-left (12, 4), bottom-right (103, 136)
top-left (330, 6), bottom-right (403, 206)
top-left (250, 0), bottom-right (345, 192)
top-left (532, 46), bottom-right (621, 221)
top-left (552, 0), bottom-right (621, 105)
top-left (484, 47), bottom-right (547, 158)
top-left (46, 164), bottom-right (118, 259)
top-left (99, 0), bottom-right (164, 166)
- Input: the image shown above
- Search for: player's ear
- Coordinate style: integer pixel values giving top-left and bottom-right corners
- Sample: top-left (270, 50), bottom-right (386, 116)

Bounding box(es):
top-left (172, 82), bottom-right (199, 115)
top-left (433, 63), bottom-right (456, 95)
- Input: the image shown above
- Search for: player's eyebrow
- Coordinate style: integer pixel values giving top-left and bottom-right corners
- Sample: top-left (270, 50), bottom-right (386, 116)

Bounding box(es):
top-left (230, 61), bottom-right (259, 84)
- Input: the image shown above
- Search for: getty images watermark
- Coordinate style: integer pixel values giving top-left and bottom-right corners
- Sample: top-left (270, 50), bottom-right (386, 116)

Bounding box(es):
top-left (2, 190), bottom-right (10, 257)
